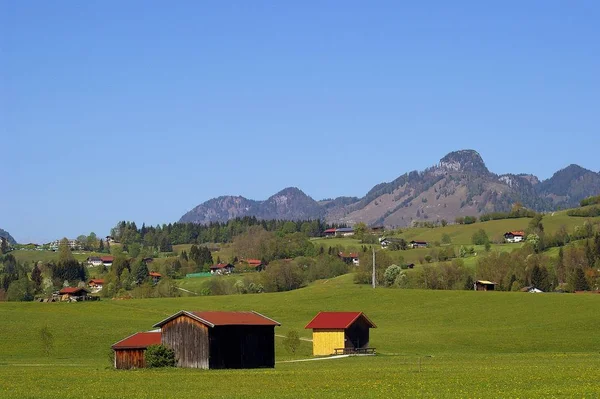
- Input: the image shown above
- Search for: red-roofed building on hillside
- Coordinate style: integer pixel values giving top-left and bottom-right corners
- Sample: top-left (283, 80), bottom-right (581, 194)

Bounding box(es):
top-left (305, 311), bottom-right (376, 356)
top-left (111, 331), bottom-right (161, 369)
top-left (58, 287), bottom-right (89, 298)
top-left (149, 271), bottom-right (161, 284)
top-left (152, 310), bottom-right (280, 369)
top-left (323, 228), bottom-right (337, 237)
top-left (243, 259), bottom-right (265, 271)
top-left (209, 263), bottom-right (235, 275)
top-left (504, 231), bottom-right (525, 243)
top-left (100, 256), bottom-right (114, 266)
top-left (88, 279), bottom-right (104, 293)
top-left (338, 252), bottom-right (360, 266)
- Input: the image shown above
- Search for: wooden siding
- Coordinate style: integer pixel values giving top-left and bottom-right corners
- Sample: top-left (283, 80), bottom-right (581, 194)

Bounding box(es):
top-left (114, 349), bottom-right (146, 369)
top-left (161, 315), bottom-right (210, 369)
top-left (208, 325), bottom-right (275, 369)
top-left (312, 329), bottom-right (344, 356)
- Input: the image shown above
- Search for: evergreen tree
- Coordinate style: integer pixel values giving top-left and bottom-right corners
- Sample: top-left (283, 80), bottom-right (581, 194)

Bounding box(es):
top-left (571, 268), bottom-right (590, 291)
top-left (131, 259), bottom-right (149, 285)
top-left (31, 264), bottom-right (43, 292)
top-left (98, 239), bottom-right (104, 252)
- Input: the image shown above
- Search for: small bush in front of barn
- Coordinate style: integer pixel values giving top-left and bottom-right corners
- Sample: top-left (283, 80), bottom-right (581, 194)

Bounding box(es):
top-left (145, 344), bottom-right (176, 368)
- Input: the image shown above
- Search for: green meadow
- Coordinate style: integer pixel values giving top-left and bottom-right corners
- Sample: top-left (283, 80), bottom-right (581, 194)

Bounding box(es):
top-left (1, 274), bottom-right (599, 398)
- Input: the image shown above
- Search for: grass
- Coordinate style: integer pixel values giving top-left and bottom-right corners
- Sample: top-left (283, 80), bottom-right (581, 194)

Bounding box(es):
top-left (1, 274), bottom-right (599, 397)
top-left (9, 250), bottom-right (105, 264)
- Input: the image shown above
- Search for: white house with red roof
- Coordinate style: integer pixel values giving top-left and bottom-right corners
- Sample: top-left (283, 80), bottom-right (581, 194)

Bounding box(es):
top-left (504, 231), bottom-right (525, 243)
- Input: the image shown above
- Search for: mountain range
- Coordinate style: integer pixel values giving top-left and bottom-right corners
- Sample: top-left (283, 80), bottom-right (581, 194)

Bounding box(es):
top-left (179, 150), bottom-right (600, 227)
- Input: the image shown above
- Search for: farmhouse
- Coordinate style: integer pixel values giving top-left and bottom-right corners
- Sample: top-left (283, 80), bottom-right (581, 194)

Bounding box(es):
top-left (88, 279), bottom-right (104, 292)
top-left (87, 256), bottom-right (102, 267)
top-left (101, 256), bottom-right (114, 267)
top-left (149, 272), bottom-right (162, 284)
top-left (338, 252), bottom-right (360, 266)
top-left (153, 310), bottom-right (280, 369)
top-left (323, 228), bottom-right (337, 238)
top-left (504, 231), bottom-right (525, 243)
top-left (305, 311), bottom-right (376, 356)
top-left (243, 259), bottom-right (265, 271)
top-left (58, 287), bottom-right (90, 301)
top-left (112, 330), bottom-right (162, 369)
top-left (410, 240), bottom-right (428, 248)
top-left (335, 227), bottom-right (355, 237)
top-left (474, 280), bottom-right (496, 291)
top-left (210, 263), bottom-right (235, 275)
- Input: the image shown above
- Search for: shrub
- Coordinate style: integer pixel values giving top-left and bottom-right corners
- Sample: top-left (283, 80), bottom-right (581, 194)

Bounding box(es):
top-left (383, 265), bottom-right (402, 286)
top-left (283, 330), bottom-right (301, 355)
top-left (145, 344), bottom-right (176, 368)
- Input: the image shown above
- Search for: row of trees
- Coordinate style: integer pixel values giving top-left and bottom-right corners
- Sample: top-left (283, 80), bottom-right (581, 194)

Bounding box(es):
top-left (109, 218), bottom-right (340, 249)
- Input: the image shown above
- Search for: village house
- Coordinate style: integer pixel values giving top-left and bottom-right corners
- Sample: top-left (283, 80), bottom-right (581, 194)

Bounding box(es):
top-left (474, 280), bottom-right (496, 291)
top-left (210, 263), bottom-right (235, 275)
top-left (504, 231), bottom-right (525, 243)
top-left (87, 256), bottom-right (103, 267)
top-left (305, 311), bottom-right (376, 356)
top-left (323, 228), bottom-right (337, 238)
top-left (57, 287), bottom-right (90, 301)
top-left (112, 330), bottom-right (162, 369)
top-left (338, 252), bottom-right (360, 266)
top-left (149, 272), bottom-right (162, 284)
top-left (410, 240), bottom-right (428, 248)
top-left (335, 227), bottom-right (355, 237)
top-left (88, 279), bottom-right (104, 293)
top-left (152, 310), bottom-right (280, 369)
top-left (101, 256), bottom-right (114, 267)
top-left (243, 259), bottom-right (265, 271)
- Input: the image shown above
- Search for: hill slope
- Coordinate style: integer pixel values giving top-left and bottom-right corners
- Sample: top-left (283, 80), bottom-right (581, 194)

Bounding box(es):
top-left (0, 228), bottom-right (16, 244)
top-left (179, 150), bottom-right (600, 227)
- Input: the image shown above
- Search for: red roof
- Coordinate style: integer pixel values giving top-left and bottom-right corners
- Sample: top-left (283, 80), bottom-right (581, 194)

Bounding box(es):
top-left (339, 252), bottom-right (359, 258)
top-left (324, 228), bottom-right (337, 233)
top-left (210, 263), bottom-right (233, 270)
top-left (100, 256), bottom-right (114, 262)
top-left (246, 259), bottom-right (262, 265)
top-left (89, 279), bottom-right (104, 285)
top-left (508, 231), bottom-right (525, 236)
top-left (149, 272), bottom-right (161, 277)
top-left (59, 287), bottom-right (89, 295)
top-left (153, 311), bottom-right (280, 328)
top-left (112, 331), bottom-right (161, 350)
top-left (305, 312), bottom-right (376, 330)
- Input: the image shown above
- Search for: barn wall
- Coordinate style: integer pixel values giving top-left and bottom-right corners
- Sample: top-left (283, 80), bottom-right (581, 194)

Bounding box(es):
top-left (114, 349), bottom-right (145, 369)
top-left (161, 315), bottom-right (209, 369)
top-left (312, 329), bottom-right (344, 356)
top-left (209, 325), bottom-right (275, 369)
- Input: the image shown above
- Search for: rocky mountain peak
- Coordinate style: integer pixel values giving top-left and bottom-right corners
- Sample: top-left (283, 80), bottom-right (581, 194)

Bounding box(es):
top-left (439, 149), bottom-right (489, 175)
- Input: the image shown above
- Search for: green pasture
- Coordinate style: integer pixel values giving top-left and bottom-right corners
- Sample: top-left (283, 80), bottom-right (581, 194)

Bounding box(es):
top-left (9, 250), bottom-right (105, 264)
top-left (1, 274), bottom-right (599, 398)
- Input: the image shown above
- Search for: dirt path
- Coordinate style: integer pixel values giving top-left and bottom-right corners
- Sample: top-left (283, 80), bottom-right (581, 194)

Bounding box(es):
top-left (277, 355), bottom-right (349, 363)
top-left (275, 334), bottom-right (312, 342)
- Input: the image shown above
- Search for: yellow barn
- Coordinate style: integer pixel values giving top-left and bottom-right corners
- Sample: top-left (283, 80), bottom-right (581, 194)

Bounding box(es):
top-left (305, 311), bottom-right (376, 356)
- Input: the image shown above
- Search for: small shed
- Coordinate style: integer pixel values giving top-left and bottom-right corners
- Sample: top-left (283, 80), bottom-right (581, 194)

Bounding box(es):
top-left (153, 310), bottom-right (280, 369)
top-left (475, 280), bottom-right (496, 291)
top-left (305, 311), bottom-right (376, 356)
top-left (111, 331), bottom-right (162, 369)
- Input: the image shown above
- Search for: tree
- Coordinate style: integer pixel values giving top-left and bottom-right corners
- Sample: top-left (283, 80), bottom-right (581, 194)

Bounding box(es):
top-left (384, 265), bottom-right (402, 286)
top-left (7, 278), bottom-right (34, 301)
top-left (31, 264), bottom-right (43, 292)
top-left (131, 259), bottom-right (149, 285)
top-left (98, 238), bottom-right (105, 252)
top-left (283, 330), bottom-right (301, 355)
top-left (571, 268), bottom-right (590, 291)
top-left (145, 344), bottom-right (176, 368)
top-left (58, 238), bottom-right (74, 262)
top-left (86, 232), bottom-right (98, 251)
top-left (354, 223), bottom-right (367, 240)
top-left (39, 326), bottom-right (54, 357)
top-left (530, 265), bottom-right (551, 292)
top-left (441, 234), bottom-right (452, 245)
top-left (0, 238), bottom-right (8, 254)
top-left (441, 219), bottom-right (448, 227)
top-left (471, 229), bottom-right (489, 245)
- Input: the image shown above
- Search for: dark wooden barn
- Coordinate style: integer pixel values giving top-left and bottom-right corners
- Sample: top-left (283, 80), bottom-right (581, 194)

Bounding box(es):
top-left (305, 311), bottom-right (376, 356)
top-left (111, 331), bottom-right (161, 369)
top-left (153, 310), bottom-right (280, 369)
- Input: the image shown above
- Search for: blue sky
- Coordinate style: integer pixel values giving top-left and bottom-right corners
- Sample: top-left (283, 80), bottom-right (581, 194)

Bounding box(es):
top-left (1, 1), bottom-right (599, 243)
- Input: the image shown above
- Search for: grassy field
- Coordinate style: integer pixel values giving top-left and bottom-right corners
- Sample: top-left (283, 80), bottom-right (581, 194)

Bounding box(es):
top-left (9, 250), bottom-right (105, 264)
top-left (1, 274), bottom-right (599, 398)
